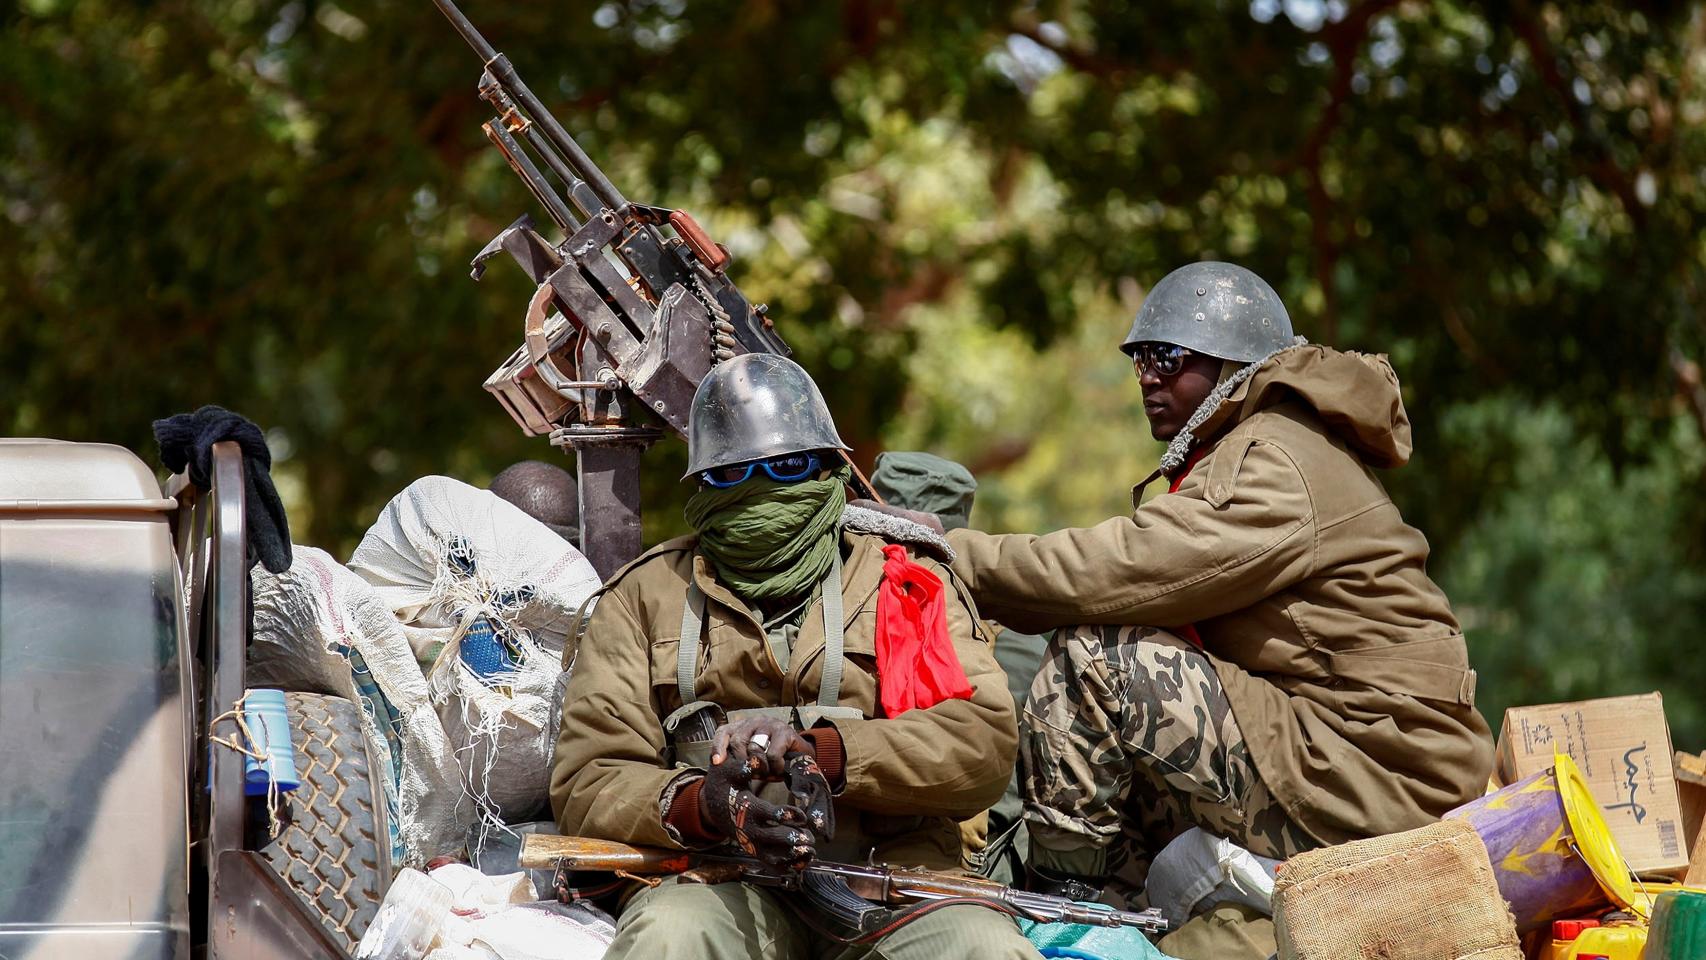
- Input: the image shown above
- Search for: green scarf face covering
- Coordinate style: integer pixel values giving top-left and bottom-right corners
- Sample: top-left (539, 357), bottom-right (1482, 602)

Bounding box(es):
top-left (684, 465), bottom-right (851, 602)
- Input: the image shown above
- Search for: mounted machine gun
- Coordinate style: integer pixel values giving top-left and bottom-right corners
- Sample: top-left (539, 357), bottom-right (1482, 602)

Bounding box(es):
top-left (430, 0), bottom-right (876, 578)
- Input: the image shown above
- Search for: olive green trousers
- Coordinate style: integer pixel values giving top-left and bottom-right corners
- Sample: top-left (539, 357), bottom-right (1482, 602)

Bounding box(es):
top-left (606, 878), bottom-right (1043, 960)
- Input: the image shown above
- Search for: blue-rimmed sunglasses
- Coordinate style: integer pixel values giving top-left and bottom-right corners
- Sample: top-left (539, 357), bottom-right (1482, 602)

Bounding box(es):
top-left (700, 452), bottom-right (822, 489)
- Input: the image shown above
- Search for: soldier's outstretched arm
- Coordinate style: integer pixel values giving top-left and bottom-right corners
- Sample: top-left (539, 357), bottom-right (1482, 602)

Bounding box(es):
top-left (946, 440), bottom-right (1317, 634)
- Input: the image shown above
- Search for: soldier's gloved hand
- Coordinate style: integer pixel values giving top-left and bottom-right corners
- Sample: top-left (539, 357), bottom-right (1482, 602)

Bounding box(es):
top-left (711, 715), bottom-right (813, 781)
top-left (698, 753), bottom-right (816, 870)
top-left (783, 749), bottom-right (835, 842)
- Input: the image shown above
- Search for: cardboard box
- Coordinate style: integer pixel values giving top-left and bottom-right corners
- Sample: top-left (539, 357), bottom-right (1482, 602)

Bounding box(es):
top-left (1495, 693), bottom-right (1688, 876)
top-left (1687, 824), bottom-right (1706, 886)
top-left (1676, 751), bottom-right (1706, 885)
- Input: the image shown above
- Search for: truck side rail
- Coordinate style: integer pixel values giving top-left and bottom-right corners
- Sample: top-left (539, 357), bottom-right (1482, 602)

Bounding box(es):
top-left (170, 442), bottom-right (351, 959)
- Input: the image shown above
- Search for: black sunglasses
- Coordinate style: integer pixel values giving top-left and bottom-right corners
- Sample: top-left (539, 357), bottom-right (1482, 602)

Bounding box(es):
top-left (1132, 342), bottom-right (1193, 378)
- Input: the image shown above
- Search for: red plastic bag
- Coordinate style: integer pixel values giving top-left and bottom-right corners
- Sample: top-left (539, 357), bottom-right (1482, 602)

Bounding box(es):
top-left (875, 545), bottom-right (973, 716)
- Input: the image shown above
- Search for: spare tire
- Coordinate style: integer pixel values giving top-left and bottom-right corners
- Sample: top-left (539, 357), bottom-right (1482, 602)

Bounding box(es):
top-left (260, 692), bottom-right (394, 954)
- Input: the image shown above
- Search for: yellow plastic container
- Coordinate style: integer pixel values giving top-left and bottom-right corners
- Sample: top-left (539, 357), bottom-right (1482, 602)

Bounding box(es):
top-left (1560, 923), bottom-right (1646, 959)
top-left (1628, 881), bottom-right (1706, 918)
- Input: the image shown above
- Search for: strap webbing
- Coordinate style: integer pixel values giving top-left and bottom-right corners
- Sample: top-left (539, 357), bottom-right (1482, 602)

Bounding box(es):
top-left (817, 548), bottom-right (844, 709)
top-left (678, 581), bottom-right (705, 707)
top-left (767, 617), bottom-right (795, 674)
top-left (677, 549), bottom-right (847, 710)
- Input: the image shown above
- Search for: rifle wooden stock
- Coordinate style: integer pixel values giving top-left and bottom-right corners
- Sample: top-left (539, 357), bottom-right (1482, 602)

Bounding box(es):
top-left (519, 835), bottom-right (692, 873)
top-left (520, 836), bottom-right (1068, 899)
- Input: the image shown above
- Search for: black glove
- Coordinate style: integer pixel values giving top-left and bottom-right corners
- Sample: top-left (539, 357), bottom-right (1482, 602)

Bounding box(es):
top-left (699, 753), bottom-right (816, 870)
top-left (783, 750), bottom-right (835, 841)
top-left (152, 405), bottom-right (292, 573)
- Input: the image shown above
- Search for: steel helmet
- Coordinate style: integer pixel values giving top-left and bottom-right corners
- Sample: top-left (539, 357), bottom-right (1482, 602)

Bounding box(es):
top-left (1121, 261), bottom-right (1294, 363)
top-left (681, 353), bottom-right (851, 479)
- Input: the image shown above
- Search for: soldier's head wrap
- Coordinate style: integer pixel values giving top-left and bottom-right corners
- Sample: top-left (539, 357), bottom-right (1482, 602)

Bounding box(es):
top-left (684, 465), bottom-right (852, 601)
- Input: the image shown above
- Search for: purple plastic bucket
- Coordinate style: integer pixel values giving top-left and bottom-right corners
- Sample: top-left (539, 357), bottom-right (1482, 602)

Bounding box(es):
top-left (1444, 762), bottom-right (1611, 934)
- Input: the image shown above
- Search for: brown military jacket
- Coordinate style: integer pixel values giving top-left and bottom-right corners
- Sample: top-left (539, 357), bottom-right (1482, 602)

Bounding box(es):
top-left (948, 345), bottom-right (1494, 845)
top-left (550, 525), bottom-right (1017, 870)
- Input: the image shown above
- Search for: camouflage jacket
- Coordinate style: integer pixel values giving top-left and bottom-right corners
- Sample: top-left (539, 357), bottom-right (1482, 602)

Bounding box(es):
top-left (549, 523), bottom-right (1016, 870)
top-left (949, 345), bottom-right (1494, 845)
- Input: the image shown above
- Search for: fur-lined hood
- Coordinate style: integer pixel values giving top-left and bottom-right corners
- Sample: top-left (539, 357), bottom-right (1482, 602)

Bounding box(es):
top-left (1224, 345), bottom-right (1413, 468)
top-left (1174, 343), bottom-right (1413, 472)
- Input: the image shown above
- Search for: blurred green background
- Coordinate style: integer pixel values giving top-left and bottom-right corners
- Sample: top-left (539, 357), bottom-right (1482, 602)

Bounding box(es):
top-left (3, 0), bottom-right (1704, 743)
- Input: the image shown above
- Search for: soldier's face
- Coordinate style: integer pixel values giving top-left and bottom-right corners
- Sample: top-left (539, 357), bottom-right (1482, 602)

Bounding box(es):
top-left (1137, 352), bottom-right (1222, 441)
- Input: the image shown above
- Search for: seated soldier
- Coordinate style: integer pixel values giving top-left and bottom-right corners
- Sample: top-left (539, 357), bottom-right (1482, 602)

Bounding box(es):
top-left (550, 354), bottom-right (1040, 960)
top-left (946, 262), bottom-right (1495, 913)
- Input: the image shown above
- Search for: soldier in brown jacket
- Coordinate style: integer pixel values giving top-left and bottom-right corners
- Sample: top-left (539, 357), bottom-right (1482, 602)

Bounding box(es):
top-left (946, 262), bottom-right (1495, 910)
top-left (550, 354), bottom-right (1039, 959)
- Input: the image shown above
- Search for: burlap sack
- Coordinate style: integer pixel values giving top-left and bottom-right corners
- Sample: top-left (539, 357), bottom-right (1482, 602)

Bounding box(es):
top-left (1272, 818), bottom-right (1522, 960)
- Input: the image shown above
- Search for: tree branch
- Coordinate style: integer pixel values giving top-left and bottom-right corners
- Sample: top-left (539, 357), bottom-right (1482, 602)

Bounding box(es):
top-left (1670, 348), bottom-right (1706, 444)
top-left (1007, 18), bottom-right (1190, 82)
top-left (1295, 0), bottom-right (1403, 345)
top-left (1413, 234), bottom-right (1507, 384)
top-left (1507, 1), bottom-right (1646, 227)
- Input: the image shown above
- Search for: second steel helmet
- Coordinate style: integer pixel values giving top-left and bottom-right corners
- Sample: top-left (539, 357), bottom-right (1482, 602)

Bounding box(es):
top-left (1121, 261), bottom-right (1294, 363)
top-left (681, 353), bottom-right (851, 479)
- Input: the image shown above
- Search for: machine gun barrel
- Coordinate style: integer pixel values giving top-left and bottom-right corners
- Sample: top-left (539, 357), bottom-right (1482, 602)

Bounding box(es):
top-left (434, 0), bottom-right (882, 575)
top-left (430, 0), bottom-right (627, 214)
top-left (429, 0), bottom-right (497, 61)
top-left (818, 861), bottom-right (1166, 931)
top-left (482, 111), bottom-right (579, 232)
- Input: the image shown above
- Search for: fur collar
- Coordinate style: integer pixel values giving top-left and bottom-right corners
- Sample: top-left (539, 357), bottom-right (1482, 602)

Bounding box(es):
top-left (840, 504), bottom-right (955, 562)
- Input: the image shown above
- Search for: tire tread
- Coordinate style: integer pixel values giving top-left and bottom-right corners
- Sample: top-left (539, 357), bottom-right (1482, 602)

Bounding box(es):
top-left (259, 692), bottom-right (390, 954)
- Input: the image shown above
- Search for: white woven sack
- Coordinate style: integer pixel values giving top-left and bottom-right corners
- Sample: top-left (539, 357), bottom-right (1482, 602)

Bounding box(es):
top-left (1146, 827), bottom-right (1281, 929)
top-left (251, 546), bottom-right (469, 866)
top-left (348, 477), bottom-right (600, 829)
top-left (348, 476), bottom-right (599, 643)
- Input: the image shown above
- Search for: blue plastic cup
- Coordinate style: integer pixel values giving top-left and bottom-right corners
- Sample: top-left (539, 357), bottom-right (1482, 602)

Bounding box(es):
top-left (242, 688), bottom-right (301, 796)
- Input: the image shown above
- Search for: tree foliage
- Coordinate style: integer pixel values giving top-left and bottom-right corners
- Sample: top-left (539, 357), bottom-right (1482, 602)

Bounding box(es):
top-left (4, 0), bottom-right (1704, 739)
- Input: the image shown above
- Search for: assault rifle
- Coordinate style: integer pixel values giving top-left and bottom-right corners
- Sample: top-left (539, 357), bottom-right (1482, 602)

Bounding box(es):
top-left (429, 0), bottom-right (877, 577)
top-left (518, 835), bottom-right (1167, 940)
